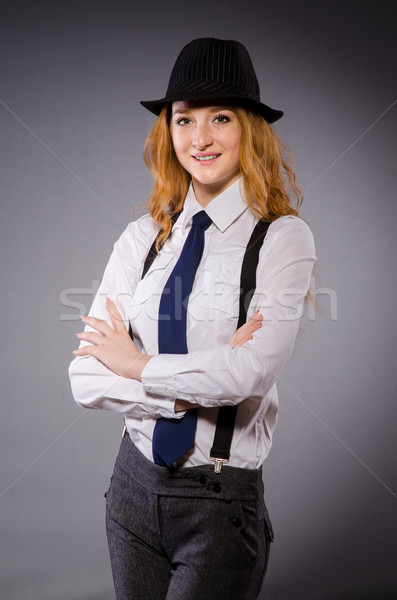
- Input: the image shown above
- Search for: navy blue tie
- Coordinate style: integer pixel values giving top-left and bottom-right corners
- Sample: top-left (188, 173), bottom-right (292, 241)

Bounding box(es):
top-left (153, 210), bottom-right (212, 466)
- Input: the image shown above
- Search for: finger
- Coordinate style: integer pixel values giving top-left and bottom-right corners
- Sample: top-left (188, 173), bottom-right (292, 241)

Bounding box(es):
top-left (231, 320), bottom-right (262, 348)
top-left (246, 313), bottom-right (263, 332)
top-left (229, 312), bottom-right (263, 348)
top-left (248, 319), bottom-right (262, 333)
top-left (106, 297), bottom-right (127, 333)
top-left (81, 315), bottom-right (112, 336)
top-left (72, 345), bottom-right (100, 358)
top-left (249, 310), bottom-right (263, 322)
top-left (75, 331), bottom-right (104, 346)
top-left (241, 316), bottom-right (262, 335)
top-left (245, 319), bottom-right (261, 331)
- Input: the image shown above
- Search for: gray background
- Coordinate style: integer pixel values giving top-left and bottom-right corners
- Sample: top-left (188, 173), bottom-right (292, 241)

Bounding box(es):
top-left (1, 1), bottom-right (396, 599)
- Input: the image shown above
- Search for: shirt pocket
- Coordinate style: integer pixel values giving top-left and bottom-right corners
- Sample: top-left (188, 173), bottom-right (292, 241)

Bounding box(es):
top-left (199, 254), bottom-right (242, 318)
top-left (129, 251), bottom-right (174, 308)
top-left (187, 256), bottom-right (240, 354)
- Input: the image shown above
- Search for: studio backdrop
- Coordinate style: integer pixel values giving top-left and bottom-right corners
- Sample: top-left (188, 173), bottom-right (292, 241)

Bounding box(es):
top-left (0, 1), bottom-right (396, 599)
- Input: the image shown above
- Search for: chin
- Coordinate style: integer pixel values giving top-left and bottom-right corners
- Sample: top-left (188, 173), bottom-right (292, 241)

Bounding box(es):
top-left (194, 172), bottom-right (238, 188)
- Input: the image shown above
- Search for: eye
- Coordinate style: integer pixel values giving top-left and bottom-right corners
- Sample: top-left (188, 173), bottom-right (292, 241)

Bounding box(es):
top-left (213, 114), bottom-right (231, 124)
top-left (175, 117), bottom-right (191, 126)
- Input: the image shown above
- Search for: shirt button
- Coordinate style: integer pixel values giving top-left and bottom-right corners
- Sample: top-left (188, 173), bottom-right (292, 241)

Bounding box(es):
top-left (226, 268), bottom-right (233, 276)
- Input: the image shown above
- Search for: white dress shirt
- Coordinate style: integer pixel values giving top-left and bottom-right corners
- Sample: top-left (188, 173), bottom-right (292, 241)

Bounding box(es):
top-left (69, 179), bottom-right (316, 469)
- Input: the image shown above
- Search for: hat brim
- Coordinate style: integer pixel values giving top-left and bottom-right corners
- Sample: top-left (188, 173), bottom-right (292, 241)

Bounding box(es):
top-left (140, 95), bottom-right (283, 124)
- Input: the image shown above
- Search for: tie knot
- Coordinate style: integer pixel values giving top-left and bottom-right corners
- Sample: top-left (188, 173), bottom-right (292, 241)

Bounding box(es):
top-left (192, 210), bottom-right (212, 230)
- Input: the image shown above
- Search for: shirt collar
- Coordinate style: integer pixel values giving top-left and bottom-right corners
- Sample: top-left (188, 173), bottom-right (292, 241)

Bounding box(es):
top-left (176, 178), bottom-right (248, 233)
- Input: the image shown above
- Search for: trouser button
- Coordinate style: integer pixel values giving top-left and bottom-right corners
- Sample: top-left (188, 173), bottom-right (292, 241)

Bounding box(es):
top-left (229, 517), bottom-right (242, 528)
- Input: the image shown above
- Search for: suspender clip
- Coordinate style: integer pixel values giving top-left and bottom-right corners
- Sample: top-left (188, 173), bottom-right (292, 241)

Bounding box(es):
top-left (210, 457), bottom-right (228, 474)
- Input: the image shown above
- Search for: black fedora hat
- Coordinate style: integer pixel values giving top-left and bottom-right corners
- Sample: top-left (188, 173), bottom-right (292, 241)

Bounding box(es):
top-left (140, 38), bottom-right (283, 124)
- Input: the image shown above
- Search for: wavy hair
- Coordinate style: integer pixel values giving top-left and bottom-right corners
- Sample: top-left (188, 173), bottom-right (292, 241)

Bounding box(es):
top-left (234, 106), bottom-right (302, 220)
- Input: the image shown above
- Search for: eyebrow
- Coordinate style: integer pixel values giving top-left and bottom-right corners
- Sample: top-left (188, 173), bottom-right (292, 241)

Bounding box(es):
top-left (172, 105), bottom-right (235, 116)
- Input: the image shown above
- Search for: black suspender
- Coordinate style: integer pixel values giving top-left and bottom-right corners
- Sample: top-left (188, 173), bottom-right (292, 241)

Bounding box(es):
top-left (237, 220), bottom-right (270, 329)
top-left (142, 212), bottom-right (181, 278)
top-left (138, 215), bottom-right (271, 471)
top-left (210, 219), bottom-right (270, 472)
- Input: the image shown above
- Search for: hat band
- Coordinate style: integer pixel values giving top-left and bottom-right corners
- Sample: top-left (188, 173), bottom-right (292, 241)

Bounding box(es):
top-left (166, 79), bottom-right (260, 102)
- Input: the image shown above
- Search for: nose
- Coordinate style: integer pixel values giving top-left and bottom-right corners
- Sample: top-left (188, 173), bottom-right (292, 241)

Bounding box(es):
top-left (192, 123), bottom-right (213, 150)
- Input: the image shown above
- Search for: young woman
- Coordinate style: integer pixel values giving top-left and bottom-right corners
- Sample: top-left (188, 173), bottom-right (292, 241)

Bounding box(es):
top-left (69, 38), bottom-right (316, 600)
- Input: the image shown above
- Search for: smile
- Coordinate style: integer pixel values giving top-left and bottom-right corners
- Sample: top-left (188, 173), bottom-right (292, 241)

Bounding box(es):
top-left (193, 154), bottom-right (221, 161)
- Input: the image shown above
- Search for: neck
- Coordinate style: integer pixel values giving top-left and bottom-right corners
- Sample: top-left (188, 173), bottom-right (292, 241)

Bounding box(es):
top-left (192, 175), bottom-right (241, 208)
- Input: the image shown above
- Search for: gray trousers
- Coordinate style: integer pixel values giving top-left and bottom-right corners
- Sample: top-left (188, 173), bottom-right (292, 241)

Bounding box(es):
top-left (105, 433), bottom-right (274, 600)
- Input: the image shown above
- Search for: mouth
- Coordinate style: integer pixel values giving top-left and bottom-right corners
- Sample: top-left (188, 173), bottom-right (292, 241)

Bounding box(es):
top-left (192, 153), bottom-right (221, 163)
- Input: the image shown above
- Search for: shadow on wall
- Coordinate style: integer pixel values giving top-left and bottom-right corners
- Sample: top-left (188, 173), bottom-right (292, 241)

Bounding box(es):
top-left (261, 474), bottom-right (397, 600)
top-left (0, 572), bottom-right (115, 600)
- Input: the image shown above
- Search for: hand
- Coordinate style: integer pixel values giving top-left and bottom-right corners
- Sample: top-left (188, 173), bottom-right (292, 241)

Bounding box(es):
top-left (229, 310), bottom-right (263, 348)
top-left (72, 298), bottom-right (152, 380)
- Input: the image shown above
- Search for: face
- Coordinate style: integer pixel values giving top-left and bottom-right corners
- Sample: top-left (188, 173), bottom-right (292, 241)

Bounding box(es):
top-left (170, 100), bottom-right (242, 205)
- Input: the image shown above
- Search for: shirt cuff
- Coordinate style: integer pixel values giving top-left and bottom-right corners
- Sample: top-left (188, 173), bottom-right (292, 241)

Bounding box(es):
top-left (141, 354), bottom-right (195, 403)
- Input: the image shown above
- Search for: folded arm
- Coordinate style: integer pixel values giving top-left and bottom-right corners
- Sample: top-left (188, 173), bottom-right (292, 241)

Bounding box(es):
top-left (69, 216), bottom-right (315, 415)
top-left (68, 225), bottom-right (180, 420)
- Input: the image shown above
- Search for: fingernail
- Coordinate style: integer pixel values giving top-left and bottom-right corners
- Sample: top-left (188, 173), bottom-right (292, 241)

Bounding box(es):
top-left (80, 315), bottom-right (86, 320)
